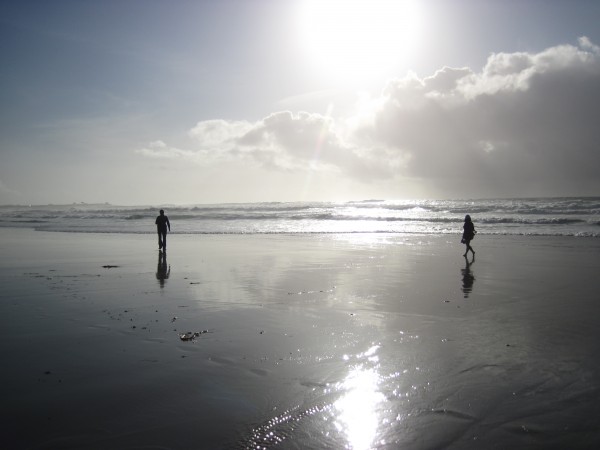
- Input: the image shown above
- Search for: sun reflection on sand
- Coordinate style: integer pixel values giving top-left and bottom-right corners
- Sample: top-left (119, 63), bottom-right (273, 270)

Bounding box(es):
top-left (334, 346), bottom-right (385, 449)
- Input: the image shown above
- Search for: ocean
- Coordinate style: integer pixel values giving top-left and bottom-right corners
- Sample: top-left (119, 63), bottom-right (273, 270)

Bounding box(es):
top-left (1, 197), bottom-right (599, 237)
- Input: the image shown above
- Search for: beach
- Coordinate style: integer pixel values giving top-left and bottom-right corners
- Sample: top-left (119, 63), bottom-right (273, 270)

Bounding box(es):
top-left (1, 228), bottom-right (600, 449)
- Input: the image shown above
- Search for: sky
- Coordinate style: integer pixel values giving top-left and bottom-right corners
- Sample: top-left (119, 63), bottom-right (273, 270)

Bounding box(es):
top-left (1, 0), bottom-right (599, 205)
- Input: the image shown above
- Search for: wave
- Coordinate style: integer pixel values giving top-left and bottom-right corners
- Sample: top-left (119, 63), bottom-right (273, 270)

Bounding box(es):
top-left (1, 197), bottom-right (598, 238)
top-left (479, 217), bottom-right (586, 225)
top-left (4, 197), bottom-right (599, 217)
top-left (6, 212), bottom-right (592, 225)
top-left (30, 227), bottom-right (600, 238)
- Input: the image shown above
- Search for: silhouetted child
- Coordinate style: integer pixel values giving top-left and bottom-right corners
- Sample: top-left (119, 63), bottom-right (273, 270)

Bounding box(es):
top-left (462, 214), bottom-right (476, 257)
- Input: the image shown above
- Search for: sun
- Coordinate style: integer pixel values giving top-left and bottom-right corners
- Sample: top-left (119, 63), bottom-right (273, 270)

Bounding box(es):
top-left (297, 0), bottom-right (421, 86)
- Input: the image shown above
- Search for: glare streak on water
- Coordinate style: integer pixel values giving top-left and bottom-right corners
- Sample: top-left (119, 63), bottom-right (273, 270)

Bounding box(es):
top-left (334, 366), bottom-right (384, 450)
top-left (239, 343), bottom-right (391, 450)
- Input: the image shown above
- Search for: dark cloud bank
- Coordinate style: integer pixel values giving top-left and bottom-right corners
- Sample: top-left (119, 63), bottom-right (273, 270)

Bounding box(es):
top-left (367, 37), bottom-right (600, 196)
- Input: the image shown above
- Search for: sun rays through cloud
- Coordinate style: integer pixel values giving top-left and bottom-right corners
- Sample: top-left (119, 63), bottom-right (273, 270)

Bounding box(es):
top-left (301, 103), bottom-right (336, 199)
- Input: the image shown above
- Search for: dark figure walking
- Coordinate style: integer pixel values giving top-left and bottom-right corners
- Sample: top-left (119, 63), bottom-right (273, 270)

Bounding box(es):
top-left (462, 214), bottom-right (476, 257)
top-left (155, 209), bottom-right (171, 251)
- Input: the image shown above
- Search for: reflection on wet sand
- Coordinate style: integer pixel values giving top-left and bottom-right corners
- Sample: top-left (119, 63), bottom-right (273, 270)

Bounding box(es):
top-left (156, 251), bottom-right (170, 287)
top-left (334, 362), bottom-right (384, 449)
top-left (6, 230), bottom-right (600, 450)
top-left (461, 255), bottom-right (475, 298)
top-left (243, 345), bottom-right (387, 449)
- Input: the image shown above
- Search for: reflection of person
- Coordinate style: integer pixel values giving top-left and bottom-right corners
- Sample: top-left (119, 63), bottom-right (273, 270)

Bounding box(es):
top-left (156, 251), bottom-right (170, 288)
top-left (461, 256), bottom-right (475, 298)
top-left (461, 214), bottom-right (476, 257)
top-left (155, 209), bottom-right (171, 251)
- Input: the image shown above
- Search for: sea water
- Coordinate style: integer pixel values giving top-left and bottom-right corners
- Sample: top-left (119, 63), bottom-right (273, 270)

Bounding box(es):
top-left (1, 197), bottom-right (598, 237)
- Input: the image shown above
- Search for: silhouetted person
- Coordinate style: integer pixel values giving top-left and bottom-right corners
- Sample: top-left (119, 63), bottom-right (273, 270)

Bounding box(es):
top-left (462, 214), bottom-right (476, 257)
top-left (156, 251), bottom-right (170, 288)
top-left (155, 209), bottom-right (171, 251)
top-left (461, 256), bottom-right (475, 298)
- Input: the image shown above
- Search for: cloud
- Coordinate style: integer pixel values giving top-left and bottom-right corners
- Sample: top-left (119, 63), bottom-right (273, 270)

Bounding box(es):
top-left (138, 111), bottom-right (403, 180)
top-left (236, 111), bottom-right (350, 172)
top-left (137, 37), bottom-right (600, 197)
top-left (135, 140), bottom-right (198, 160)
top-left (188, 120), bottom-right (252, 151)
top-left (363, 37), bottom-right (600, 195)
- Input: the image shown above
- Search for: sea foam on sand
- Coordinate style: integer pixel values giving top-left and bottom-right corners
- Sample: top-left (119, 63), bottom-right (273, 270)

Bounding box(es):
top-left (1, 229), bottom-right (600, 449)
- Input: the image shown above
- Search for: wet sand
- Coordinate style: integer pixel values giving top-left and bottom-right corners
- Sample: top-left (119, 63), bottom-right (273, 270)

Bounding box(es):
top-left (1, 228), bottom-right (600, 449)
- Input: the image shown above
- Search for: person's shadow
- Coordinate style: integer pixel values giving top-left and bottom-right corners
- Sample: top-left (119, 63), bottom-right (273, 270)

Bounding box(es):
top-left (461, 255), bottom-right (475, 298)
top-left (156, 251), bottom-right (170, 288)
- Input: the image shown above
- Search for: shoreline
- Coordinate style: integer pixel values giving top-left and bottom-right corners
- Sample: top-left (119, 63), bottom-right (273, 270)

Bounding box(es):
top-left (1, 229), bottom-right (599, 448)
top-left (3, 221), bottom-right (600, 235)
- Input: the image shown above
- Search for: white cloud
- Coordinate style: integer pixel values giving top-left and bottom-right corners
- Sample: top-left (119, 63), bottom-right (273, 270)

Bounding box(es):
top-left (236, 111), bottom-right (348, 171)
top-left (188, 119), bottom-right (252, 150)
top-left (136, 38), bottom-right (600, 198)
top-left (425, 67), bottom-right (474, 95)
top-left (579, 36), bottom-right (599, 53)
top-left (135, 140), bottom-right (197, 160)
top-left (139, 111), bottom-right (403, 179)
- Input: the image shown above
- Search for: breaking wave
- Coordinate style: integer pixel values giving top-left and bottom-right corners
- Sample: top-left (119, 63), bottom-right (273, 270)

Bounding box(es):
top-left (1, 197), bottom-right (598, 237)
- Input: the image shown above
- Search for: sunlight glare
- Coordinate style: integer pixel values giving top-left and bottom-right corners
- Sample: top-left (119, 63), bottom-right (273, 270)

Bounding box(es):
top-left (297, 0), bottom-right (422, 85)
top-left (334, 366), bottom-right (384, 449)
